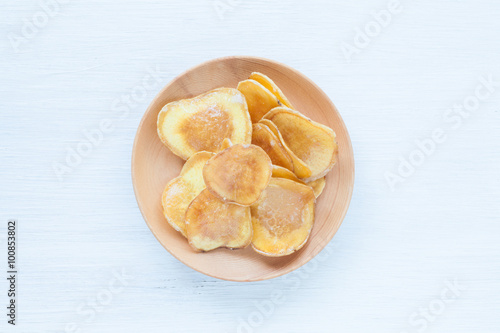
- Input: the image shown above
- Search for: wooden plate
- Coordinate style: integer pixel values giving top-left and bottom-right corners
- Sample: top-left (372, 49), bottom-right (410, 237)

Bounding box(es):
top-left (132, 56), bottom-right (354, 282)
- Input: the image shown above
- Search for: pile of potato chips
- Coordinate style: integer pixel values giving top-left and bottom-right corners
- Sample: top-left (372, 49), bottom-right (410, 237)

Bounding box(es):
top-left (157, 73), bottom-right (337, 256)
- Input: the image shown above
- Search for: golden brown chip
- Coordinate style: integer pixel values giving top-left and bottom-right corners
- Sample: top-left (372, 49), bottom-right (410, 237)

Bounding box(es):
top-left (258, 119), bottom-right (312, 179)
top-left (203, 144), bottom-right (272, 206)
top-left (186, 189), bottom-right (252, 251)
top-left (251, 178), bottom-right (315, 256)
top-left (273, 165), bottom-right (325, 198)
top-left (258, 119), bottom-right (280, 137)
top-left (307, 177), bottom-right (326, 198)
top-left (263, 107), bottom-right (338, 182)
top-left (237, 79), bottom-right (280, 123)
top-left (161, 151), bottom-right (214, 237)
top-left (249, 72), bottom-right (294, 109)
top-left (157, 88), bottom-right (251, 160)
top-left (220, 137), bottom-right (233, 150)
top-left (251, 123), bottom-right (293, 171)
top-left (271, 165), bottom-right (305, 185)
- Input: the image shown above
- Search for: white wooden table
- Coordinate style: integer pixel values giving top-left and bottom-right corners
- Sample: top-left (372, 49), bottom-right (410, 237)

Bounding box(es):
top-left (1, 0), bottom-right (499, 332)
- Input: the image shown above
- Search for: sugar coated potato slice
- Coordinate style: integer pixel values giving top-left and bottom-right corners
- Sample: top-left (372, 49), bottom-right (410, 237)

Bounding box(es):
top-left (161, 151), bottom-right (214, 237)
top-left (258, 119), bottom-right (312, 179)
top-left (157, 88), bottom-right (251, 160)
top-left (249, 72), bottom-right (294, 109)
top-left (186, 189), bottom-right (252, 251)
top-left (251, 178), bottom-right (315, 257)
top-left (263, 107), bottom-right (338, 182)
top-left (237, 79), bottom-right (280, 123)
top-left (203, 144), bottom-right (272, 206)
top-left (251, 123), bottom-right (293, 171)
top-left (307, 177), bottom-right (326, 198)
top-left (271, 165), bottom-right (305, 185)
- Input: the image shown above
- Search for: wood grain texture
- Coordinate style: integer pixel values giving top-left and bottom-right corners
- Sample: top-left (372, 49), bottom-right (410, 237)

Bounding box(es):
top-left (1, 0), bottom-right (500, 332)
top-left (132, 56), bottom-right (354, 281)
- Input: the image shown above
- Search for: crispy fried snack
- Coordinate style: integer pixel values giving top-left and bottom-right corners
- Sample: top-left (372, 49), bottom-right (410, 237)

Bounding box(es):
top-left (157, 88), bottom-right (251, 160)
top-left (220, 137), bottom-right (233, 150)
top-left (186, 189), bottom-right (252, 251)
top-left (237, 79), bottom-right (280, 123)
top-left (249, 72), bottom-right (294, 109)
top-left (161, 151), bottom-right (214, 237)
top-left (272, 165), bottom-right (325, 198)
top-left (203, 144), bottom-right (272, 206)
top-left (263, 107), bottom-right (337, 182)
top-left (251, 123), bottom-right (293, 171)
top-left (271, 165), bottom-right (305, 184)
top-left (251, 178), bottom-right (315, 256)
top-left (258, 118), bottom-right (312, 179)
top-left (307, 177), bottom-right (326, 198)
top-left (157, 72), bottom-right (338, 256)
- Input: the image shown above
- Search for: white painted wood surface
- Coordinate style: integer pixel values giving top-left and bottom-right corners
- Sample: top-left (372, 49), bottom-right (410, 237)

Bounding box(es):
top-left (1, 0), bottom-right (499, 332)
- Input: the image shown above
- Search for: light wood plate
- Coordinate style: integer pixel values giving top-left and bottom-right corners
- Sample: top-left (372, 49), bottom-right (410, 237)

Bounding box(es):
top-left (132, 56), bottom-right (354, 282)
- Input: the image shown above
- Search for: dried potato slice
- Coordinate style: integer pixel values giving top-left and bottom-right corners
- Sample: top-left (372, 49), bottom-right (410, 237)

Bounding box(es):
top-left (237, 79), bottom-right (280, 123)
top-left (258, 119), bottom-right (312, 179)
top-left (251, 123), bottom-right (293, 171)
top-left (258, 119), bottom-right (279, 137)
top-left (161, 151), bottom-right (214, 237)
top-left (271, 165), bottom-right (305, 185)
top-left (203, 144), bottom-right (272, 206)
top-left (251, 178), bottom-right (315, 257)
top-left (157, 88), bottom-right (251, 160)
top-left (249, 72), bottom-right (294, 109)
top-left (186, 189), bottom-right (252, 251)
top-left (307, 177), bottom-right (326, 198)
top-left (263, 107), bottom-right (338, 182)
top-left (220, 137), bottom-right (233, 150)
top-left (272, 166), bottom-right (325, 198)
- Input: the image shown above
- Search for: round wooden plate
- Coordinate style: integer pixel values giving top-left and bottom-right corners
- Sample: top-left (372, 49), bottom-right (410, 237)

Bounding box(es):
top-left (132, 56), bottom-right (354, 282)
